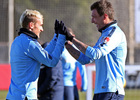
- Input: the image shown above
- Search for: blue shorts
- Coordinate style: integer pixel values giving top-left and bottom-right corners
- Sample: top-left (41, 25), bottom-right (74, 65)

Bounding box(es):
top-left (93, 91), bottom-right (124, 100)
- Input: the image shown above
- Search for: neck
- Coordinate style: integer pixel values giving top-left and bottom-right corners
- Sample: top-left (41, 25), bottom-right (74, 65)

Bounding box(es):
top-left (18, 28), bottom-right (38, 39)
top-left (98, 20), bottom-right (117, 33)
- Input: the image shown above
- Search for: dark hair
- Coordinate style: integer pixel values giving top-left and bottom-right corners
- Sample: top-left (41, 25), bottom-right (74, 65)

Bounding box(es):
top-left (90, 0), bottom-right (114, 20)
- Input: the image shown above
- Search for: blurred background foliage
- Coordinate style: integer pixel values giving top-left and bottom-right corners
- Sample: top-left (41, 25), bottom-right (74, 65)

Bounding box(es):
top-left (14, 0), bottom-right (100, 46)
top-left (0, 0), bottom-right (135, 63)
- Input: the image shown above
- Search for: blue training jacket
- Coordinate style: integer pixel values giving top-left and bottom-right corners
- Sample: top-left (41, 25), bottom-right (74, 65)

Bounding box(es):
top-left (77, 21), bottom-right (127, 95)
top-left (6, 29), bottom-right (66, 100)
top-left (61, 47), bottom-right (87, 91)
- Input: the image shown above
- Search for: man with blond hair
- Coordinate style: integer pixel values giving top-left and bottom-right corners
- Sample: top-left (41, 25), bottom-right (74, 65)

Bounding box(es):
top-left (6, 9), bottom-right (67, 100)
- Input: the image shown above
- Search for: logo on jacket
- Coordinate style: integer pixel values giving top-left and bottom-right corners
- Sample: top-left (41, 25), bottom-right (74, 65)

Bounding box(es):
top-left (104, 37), bottom-right (110, 44)
top-left (99, 37), bottom-right (110, 47)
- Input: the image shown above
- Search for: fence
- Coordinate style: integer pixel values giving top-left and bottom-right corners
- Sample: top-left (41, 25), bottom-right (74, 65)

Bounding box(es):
top-left (1, 0), bottom-right (140, 64)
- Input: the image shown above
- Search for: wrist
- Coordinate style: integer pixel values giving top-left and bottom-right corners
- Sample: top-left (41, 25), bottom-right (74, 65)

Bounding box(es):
top-left (71, 37), bottom-right (76, 42)
top-left (70, 36), bottom-right (74, 41)
top-left (66, 41), bottom-right (73, 45)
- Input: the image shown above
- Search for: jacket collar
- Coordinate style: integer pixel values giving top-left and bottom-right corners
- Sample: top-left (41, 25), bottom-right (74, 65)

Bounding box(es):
top-left (18, 28), bottom-right (38, 39)
top-left (98, 20), bottom-right (117, 33)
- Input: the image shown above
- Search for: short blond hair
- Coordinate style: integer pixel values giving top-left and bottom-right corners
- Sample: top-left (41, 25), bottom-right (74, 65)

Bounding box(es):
top-left (19, 9), bottom-right (43, 28)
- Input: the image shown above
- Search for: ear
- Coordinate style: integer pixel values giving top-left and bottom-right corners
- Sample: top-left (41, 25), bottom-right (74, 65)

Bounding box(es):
top-left (29, 22), bottom-right (34, 29)
top-left (104, 13), bottom-right (108, 20)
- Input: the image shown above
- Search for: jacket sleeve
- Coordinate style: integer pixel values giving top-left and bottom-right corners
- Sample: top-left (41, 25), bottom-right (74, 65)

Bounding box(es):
top-left (77, 52), bottom-right (93, 65)
top-left (45, 34), bottom-right (57, 53)
top-left (76, 62), bottom-right (87, 92)
top-left (24, 34), bottom-right (66, 67)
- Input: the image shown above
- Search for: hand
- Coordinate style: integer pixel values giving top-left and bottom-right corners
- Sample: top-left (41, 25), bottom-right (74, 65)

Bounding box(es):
top-left (54, 19), bottom-right (60, 37)
top-left (58, 21), bottom-right (75, 41)
top-left (65, 27), bottom-right (75, 41)
top-left (65, 40), bottom-right (73, 45)
top-left (58, 21), bottom-right (66, 35)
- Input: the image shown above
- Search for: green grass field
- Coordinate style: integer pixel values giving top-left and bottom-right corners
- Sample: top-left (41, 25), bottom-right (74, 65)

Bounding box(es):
top-left (1, 89), bottom-right (140, 100)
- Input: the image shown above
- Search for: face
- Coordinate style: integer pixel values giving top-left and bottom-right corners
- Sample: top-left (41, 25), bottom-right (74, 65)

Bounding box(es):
top-left (31, 18), bottom-right (43, 38)
top-left (91, 9), bottom-right (105, 30)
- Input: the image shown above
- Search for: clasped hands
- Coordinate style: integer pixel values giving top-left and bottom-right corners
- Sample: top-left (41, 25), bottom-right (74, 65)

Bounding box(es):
top-left (54, 19), bottom-right (75, 41)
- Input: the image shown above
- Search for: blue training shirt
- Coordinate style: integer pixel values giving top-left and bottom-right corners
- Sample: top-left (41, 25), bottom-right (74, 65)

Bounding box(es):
top-left (6, 33), bottom-right (66, 100)
top-left (77, 22), bottom-right (127, 95)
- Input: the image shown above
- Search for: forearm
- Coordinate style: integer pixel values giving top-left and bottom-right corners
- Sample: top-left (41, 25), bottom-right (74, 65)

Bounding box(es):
top-left (65, 42), bottom-right (80, 60)
top-left (45, 34), bottom-right (57, 53)
top-left (72, 37), bottom-right (88, 54)
top-left (33, 34), bottom-right (65, 67)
